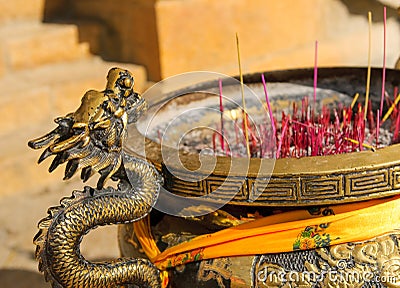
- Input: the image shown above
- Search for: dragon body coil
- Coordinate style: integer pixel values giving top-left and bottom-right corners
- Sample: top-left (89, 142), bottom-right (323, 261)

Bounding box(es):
top-left (34, 155), bottom-right (162, 287)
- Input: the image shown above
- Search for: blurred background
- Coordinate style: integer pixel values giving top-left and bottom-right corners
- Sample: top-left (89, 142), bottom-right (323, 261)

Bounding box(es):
top-left (0, 0), bottom-right (399, 286)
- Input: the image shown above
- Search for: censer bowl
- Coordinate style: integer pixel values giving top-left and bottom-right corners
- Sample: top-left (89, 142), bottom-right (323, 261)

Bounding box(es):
top-left (126, 67), bottom-right (400, 207)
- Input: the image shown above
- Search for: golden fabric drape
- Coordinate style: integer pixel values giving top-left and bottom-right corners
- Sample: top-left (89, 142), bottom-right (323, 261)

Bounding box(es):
top-left (134, 195), bottom-right (400, 287)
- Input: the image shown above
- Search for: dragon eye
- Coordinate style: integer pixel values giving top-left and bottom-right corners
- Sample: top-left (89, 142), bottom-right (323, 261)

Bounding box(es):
top-left (123, 77), bottom-right (133, 88)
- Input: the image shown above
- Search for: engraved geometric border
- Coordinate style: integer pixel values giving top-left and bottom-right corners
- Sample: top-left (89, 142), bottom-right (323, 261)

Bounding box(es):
top-left (391, 166), bottom-right (400, 189)
top-left (204, 176), bottom-right (247, 200)
top-left (344, 168), bottom-right (391, 196)
top-left (160, 162), bottom-right (400, 205)
top-left (248, 177), bottom-right (298, 201)
top-left (300, 175), bottom-right (343, 199)
top-left (167, 178), bottom-right (205, 196)
top-left (162, 165), bottom-right (206, 196)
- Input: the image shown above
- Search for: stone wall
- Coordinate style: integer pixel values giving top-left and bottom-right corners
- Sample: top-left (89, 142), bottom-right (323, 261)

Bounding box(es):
top-left (0, 0), bottom-right (146, 197)
top-left (45, 0), bottom-right (400, 81)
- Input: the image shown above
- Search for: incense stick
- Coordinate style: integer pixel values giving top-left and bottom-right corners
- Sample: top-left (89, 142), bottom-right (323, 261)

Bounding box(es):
top-left (276, 118), bottom-right (289, 158)
top-left (364, 11), bottom-right (372, 120)
top-left (351, 93), bottom-right (360, 109)
top-left (380, 7), bottom-right (387, 118)
top-left (236, 33), bottom-right (251, 157)
top-left (382, 93), bottom-right (400, 123)
top-left (218, 79), bottom-right (225, 152)
top-left (394, 109), bottom-right (400, 141)
top-left (344, 138), bottom-right (376, 151)
top-left (376, 109), bottom-right (380, 147)
top-left (313, 40), bottom-right (318, 109)
top-left (261, 73), bottom-right (276, 137)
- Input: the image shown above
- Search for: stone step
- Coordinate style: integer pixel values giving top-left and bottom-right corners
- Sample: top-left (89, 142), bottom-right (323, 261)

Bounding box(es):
top-left (0, 0), bottom-right (45, 24)
top-left (72, 20), bottom-right (104, 56)
top-left (0, 56), bottom-right (147, 136)
top-left (0, 116), bottom-right (98, 197)
top-left (0, 21), bottom-right (89, 72)
top-left (0, 57), bottom-right (147, 196)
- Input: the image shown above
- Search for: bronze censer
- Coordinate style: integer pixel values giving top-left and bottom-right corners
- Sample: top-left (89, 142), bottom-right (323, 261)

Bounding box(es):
top-left (29, 67), bottom-right (400, 287)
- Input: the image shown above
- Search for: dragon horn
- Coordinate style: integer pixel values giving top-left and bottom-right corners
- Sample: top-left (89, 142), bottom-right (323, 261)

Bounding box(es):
top-left (28, 130), bottom-right (60, 150)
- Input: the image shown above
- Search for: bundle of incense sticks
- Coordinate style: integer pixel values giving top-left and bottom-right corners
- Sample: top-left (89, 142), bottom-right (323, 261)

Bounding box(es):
top-left (213, 88), bottom-right (400, 158)
top-left (212, 8), bottom-right (397, 159)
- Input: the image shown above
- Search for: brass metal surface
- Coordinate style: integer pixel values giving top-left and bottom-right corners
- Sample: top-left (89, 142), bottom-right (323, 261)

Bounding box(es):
top-left (142, 139), bottom-right (400, 206)
top-left (134, 67), bottom-right (400, 206)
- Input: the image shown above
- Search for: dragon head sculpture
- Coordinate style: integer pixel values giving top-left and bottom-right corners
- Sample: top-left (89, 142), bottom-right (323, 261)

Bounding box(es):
top-left (28, 67), bottom-right (147, 189)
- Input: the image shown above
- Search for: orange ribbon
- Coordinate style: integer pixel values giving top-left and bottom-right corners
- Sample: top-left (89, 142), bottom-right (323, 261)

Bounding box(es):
top-left (134, 195), bottom-right (400, 285)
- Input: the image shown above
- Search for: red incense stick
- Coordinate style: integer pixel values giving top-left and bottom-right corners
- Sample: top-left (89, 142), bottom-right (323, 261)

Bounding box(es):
top-left (376, 109), bottom-right (380, 147)
top-left (380, 7), bottom-right (387, 117)
top-left (276, 118), bottom-right (289, 158)
top-left (261, 73), bottom-right (276, 137)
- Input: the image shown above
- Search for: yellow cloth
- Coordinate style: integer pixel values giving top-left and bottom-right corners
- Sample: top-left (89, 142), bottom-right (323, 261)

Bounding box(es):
top-left (134, 195), bottom-right (400, 286)
top-left (133, 216), bottom-right (169, 287)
